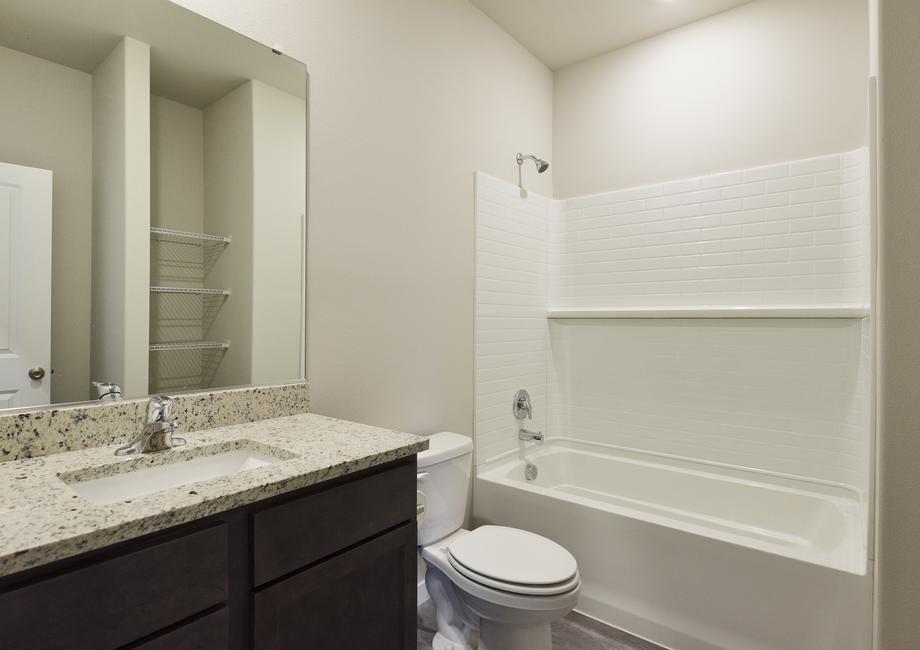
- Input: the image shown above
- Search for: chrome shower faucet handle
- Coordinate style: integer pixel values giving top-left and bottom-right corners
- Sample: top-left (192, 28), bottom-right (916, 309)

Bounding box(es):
top-left (513, 389), bottom-right (533, 420)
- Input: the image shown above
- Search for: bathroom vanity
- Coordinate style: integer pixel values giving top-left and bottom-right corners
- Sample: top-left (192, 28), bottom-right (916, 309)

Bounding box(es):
top-left (0, 412), bottom-right (426, 649)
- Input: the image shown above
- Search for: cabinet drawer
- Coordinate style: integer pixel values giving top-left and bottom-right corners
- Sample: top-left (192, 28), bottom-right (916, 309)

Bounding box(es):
top-left (131, 607), bottom-right (229, 650)
top-left (0, 524), bottom-right (228, 649)
top-left (253, 522), bottom-right (416, 649)
top-left (253, 460), bottom-right (416, 585)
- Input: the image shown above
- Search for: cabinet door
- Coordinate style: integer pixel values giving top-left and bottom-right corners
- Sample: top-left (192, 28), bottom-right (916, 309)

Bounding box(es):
top-left (253, 522), bottom-right (416, 650)
top-left (0, 524), bottom-right (228, 649)
top-left (130, 607), bottom-right (229, 649)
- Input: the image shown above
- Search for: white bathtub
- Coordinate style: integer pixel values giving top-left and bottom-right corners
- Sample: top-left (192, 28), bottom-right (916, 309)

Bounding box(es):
top-left (473, 440), bottom-right (873, 650)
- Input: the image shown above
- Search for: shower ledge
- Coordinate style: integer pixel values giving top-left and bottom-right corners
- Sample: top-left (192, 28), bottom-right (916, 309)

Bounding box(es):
top-left (546, 305), bottom-right (871, 319)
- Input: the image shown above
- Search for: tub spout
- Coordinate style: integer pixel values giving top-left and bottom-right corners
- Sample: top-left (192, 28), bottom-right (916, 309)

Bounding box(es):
top-left (519, 428), bottom-right (544, 444)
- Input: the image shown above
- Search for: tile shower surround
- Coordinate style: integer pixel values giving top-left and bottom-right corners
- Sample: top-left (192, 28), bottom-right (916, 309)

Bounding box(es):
top-left (0, 382), bottom-right (309, 462)
top-left (474, 149), bottom-right (871, 489)
top-left (552, 149), bottom-right (869, 309)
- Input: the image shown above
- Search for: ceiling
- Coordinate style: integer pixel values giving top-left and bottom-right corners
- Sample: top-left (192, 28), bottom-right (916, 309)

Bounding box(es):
top-left (0, 0), bottom-right (305, 107)
top-left (471, 0), bottom-right (755, 70)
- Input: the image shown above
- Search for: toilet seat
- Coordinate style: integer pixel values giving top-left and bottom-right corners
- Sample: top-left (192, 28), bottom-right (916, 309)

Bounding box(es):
top-left (445, 526), bottom-right (579, 596)
top-left (448, 553), bottom-right (580, 596)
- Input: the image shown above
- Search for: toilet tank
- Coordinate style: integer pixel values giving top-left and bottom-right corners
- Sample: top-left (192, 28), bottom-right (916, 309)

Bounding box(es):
top-left (417, 432), bottom-right (473, 546)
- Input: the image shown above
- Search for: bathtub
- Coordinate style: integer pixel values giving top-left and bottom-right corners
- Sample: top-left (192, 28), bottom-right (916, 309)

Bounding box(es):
top-left (473, 440), bottom-right (873, 650)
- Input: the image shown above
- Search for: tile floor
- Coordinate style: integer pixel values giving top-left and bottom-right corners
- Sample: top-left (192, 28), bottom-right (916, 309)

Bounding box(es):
top-left (417, 601), bottom-right (663, 649)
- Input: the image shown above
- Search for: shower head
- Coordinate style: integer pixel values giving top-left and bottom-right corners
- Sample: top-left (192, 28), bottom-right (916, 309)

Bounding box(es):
top-left (516, 153), bottom-right (549, 174)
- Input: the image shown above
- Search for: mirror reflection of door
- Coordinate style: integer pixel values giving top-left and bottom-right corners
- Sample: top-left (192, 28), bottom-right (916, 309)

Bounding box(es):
top-left (0, 162), bottom-right (52, 407)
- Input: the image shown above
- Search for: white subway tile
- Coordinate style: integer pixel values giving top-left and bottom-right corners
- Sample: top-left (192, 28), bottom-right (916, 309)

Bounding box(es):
top-left (721, 210), bottom-right (765, 225)
top-left (789, 244), bottom-right (841, 261)
top-left (814, 198), bottom-right (861, 216)
top-left (762, 232), bottom-right (814, 249)
top-left (814, 170), bottom-right (847, 187)
top-left (766, 204), bottom-right (814, 220)
top-left (789, 186), bottom-right (840, 205)
top-left (661, 204), bottom-right (700, 220)
top-left (645, 193), bottom-right (684, 209)
top-left (629, 185), bottom-right (663, 201)
top-left (743, 163), bottom-right (790, 183)
top-left (790, 154), bottom-right (841, 175)
top-left (700, 171), bottom-right (744, 189)
top-left (789, 215), bottom-right (840, 232)
top-left (721, 182), bottom-right (766, 199)
top-left (682, 188), bottom-right (722, 205)
top-left (594, 190), bottom-right (631, 206)
top-left (743, 249), bottom-right (789, 264)
top-left (743, 221), bottom-right (789, 237)
top-left (767, 175), bottom-right (815, 193)
top-left (742, 193), bottom-right (789, 210)
top-left (698, 198), bottom-right (744, 216)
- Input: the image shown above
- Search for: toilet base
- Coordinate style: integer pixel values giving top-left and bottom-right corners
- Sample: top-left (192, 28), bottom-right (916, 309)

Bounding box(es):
top-left (432, 631), bottom-right (473, 650)
top-left (479, 620), bottom-right (552, 650)
top-left (422, 532), bottom-right (578, 650)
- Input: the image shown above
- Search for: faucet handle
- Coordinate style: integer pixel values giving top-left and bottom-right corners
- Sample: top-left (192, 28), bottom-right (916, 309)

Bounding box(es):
top-left (513, 389), bottom-right (533, 420)
top-left (146, 395), bottom-right (176, 424)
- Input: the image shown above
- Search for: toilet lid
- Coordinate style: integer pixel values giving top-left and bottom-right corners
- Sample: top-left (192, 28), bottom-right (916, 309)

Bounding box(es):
top-left (447, 526), bottom-right (578, 589)
top-left (448, 553), bottom-right (580, 596)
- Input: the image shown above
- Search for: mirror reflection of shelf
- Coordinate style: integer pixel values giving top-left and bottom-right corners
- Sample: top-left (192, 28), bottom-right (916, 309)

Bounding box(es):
top-left (149, 227), bottom-right (231, 245)
top-left (148, 340), bottom-right (230, 393)
top-left (149, 341), bottom-right (230, 351)
top-left (149, 226), bottom-right (233, 391)
top-left (150, 227), bottom-right (230, 276)
top-left (150, 286), bottom-right (231, 296)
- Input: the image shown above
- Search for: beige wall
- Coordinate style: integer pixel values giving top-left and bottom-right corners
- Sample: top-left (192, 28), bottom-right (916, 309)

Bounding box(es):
top-left (875, 0), bottom-right (920, 645)
top-left (250, 80), bottom-right (306, 385)
top-left (91, 37), bottom-right (150, 398)
top-left (150, 95), bottom-right (204, 235)
top-left (204, 81), bottom-right (254, 389)
top-left (174, 0), bottom-right (553, 435)
top-left (553, 0), bottom-right (869, 197)
top-left (0, 45), bottom-right (92, 404)
top-left (149, 95), bottom-right (206, 389)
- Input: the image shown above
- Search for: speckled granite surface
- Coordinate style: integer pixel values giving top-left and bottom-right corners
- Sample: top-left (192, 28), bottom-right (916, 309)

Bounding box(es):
top-left (0, 382), bottom-right (309, 463)
top-left (0, 412), bottom-right (426, 577)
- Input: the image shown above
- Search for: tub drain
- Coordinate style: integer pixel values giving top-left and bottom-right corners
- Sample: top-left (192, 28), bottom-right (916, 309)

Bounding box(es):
top-left (525, 463), bottom-right (538, 481)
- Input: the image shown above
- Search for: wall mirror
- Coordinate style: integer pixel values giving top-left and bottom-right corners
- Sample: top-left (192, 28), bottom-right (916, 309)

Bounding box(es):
top-left (0, 0), bottom-right (307, 410)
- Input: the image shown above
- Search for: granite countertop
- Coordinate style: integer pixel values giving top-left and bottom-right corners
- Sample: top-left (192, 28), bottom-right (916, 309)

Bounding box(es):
top-left (0, 413), bottom-right (427, 577)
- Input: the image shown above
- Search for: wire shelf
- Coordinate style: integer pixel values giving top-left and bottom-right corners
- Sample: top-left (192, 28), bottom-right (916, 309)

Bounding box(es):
top-left (149, 340), bottom-right (230, 351)
top-left (150, 286), bottom-right (231, 296)
top-left (150, 227), bottom-right (231, 245)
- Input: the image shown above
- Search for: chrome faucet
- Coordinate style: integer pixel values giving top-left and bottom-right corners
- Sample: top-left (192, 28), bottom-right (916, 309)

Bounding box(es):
top-left (513, 389), bottom-right (533, 420)
top-left (115, 395), bottom-right (186, 456)
top-left (519, 428), bottom-right (544, 444)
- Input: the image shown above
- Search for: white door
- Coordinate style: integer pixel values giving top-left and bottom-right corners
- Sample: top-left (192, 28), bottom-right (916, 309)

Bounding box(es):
top-left (0, 162), bottom-right (52, 408)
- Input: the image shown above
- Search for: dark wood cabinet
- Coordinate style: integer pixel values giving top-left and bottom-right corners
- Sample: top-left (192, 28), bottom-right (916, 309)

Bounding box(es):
top-left (129, 607), bottom-right (230, 649)
top-left (0, 457), bottom-right (417, 650)
top-left (254, 522), bottom-right (416, 649)
top-left (252, 459), bottom-right (416, 586)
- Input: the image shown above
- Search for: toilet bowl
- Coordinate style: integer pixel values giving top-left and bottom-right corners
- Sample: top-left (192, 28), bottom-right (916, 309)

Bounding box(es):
top-left (417, 432), bottom-right (580, 650)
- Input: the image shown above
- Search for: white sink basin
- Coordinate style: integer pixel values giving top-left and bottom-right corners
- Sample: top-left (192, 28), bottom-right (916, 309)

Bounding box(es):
top-left (63, 448), bottom-right (288, 506)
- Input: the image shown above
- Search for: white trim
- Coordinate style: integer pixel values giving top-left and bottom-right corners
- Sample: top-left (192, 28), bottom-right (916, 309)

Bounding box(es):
top-left (547, 305), bottom-right (870, 319)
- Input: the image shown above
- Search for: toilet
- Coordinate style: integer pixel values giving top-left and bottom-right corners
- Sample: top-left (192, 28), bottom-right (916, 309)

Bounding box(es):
top-left (417, 432), bottom-right (580, 650)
